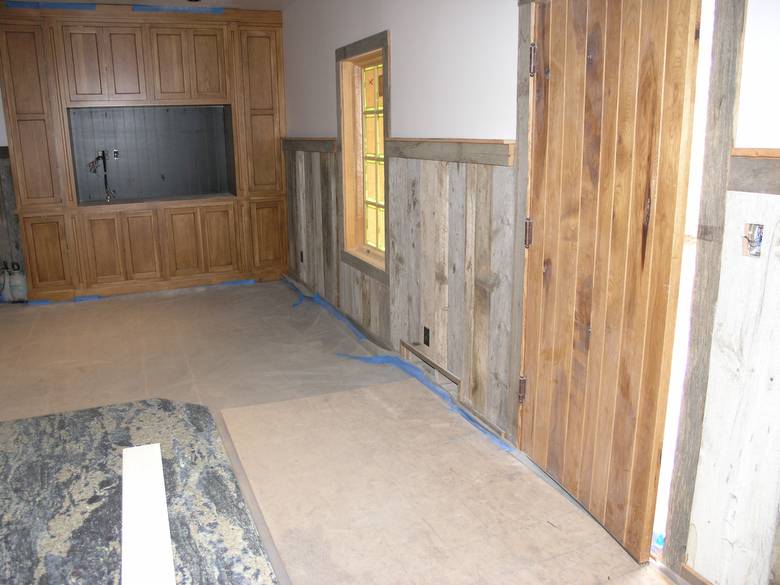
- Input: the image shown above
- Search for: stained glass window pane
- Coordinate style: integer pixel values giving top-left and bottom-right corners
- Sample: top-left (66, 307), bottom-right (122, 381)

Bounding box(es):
top-left (363, 67), bottom-right (376, 110)
top-left (364, 113), bottom-right (377, 156)
top-left (364, 160), bottom-right (377, 203)
top-left (377, 114), bottom-right (384, 157)
top-left (377, 161), bottom-right (385, 204)
top-left (365, 203), bottom-right (377, 248)
top-left (377, 66), bottom-right (384, 109)
top-left (377, 206), bottom-right (385, 252)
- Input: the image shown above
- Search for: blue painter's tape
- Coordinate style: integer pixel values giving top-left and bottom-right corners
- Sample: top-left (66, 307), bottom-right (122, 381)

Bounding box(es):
top-left (6, 1), bottom-right (96, 9)
top-left (27, 299), bottom-right (52, 305)
top-left (338, 353), bottom-right (515, 454)
top-left (216, 279), bottom-right (256, 287)
top-left (73, 295), bottom-right (102, 303)
top-left (132, 4), bottom-right (223, 14)
top-left (282, 277), bottom-right (367, 341)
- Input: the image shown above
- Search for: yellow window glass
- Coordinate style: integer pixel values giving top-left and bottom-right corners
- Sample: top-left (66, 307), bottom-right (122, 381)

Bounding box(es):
top-left (361, 63), bottom-right (384, 252)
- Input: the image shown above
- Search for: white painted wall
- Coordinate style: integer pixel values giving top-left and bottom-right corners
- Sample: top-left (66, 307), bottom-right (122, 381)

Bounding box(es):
top-left (734, 0), bottom-right (780, 149)
top-left (687, 190), bottom-right (780, 585)
top-left (282, 0), bottom-right (518, 139)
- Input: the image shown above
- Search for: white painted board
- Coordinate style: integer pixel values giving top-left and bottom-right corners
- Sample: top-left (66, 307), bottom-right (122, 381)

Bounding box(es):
top-left (121, 443), bottom-right (177, 585)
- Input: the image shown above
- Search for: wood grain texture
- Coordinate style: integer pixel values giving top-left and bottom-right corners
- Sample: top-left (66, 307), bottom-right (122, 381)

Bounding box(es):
top-left (521, 0), bottom-right (698, 562)
top-left (664, 0), bottom-right (747, 572)
top-left (728, 156), bottom-right (780, 195)
top-left (385, 139), bottom-right (515, 167)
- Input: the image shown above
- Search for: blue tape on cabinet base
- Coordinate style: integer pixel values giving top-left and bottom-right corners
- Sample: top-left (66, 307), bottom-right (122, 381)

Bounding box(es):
top-left (73, 295), bottom-right (103, 303)
top-left (5, 1), bottom-right (96, 9)
top-left (132, 4), bottom-right (223, 14)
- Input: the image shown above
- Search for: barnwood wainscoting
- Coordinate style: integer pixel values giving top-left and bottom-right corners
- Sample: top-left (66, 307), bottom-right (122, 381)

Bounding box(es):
top-left (0, 5), bottom-right (288, 300)
top-left (284, 137), bottom-right (521, 437)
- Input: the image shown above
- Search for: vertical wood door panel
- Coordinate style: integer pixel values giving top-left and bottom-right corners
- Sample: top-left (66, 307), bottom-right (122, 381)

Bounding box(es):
top-left (0, 25), bottom-right (64, 206)
top-left (5, 30), bottom-right (46, 114)
top-left (62, 26), bottom-right (105, 101)
top-left (191, 28), bottom-right (226, 99)
top-left (249, 199), bottom-right (284, 270)
top-left (164, 207), bottom-right (204, 276)
top-left (201, 204), bottom-right (237, 273)
top-left (105, 27), bottom-right (147, 101)
top-left (520, 0), bottom-right (698, 562)
top-left (82, 213), bottom-right (125, 284)
top-left (23, 215), bottom-right (71, 288)
top-left (240, 29), bottom-right (281, 194)
top-left (150, 28), bottom-right (190, 100)
top-left (122, 211), bottom-right (162, 280)
top-left (17, 119), bottom-right (56, 201)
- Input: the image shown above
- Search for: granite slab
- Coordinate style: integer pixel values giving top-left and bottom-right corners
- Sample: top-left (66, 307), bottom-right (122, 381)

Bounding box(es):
top-left (0, 399), bottom-right (278, 585)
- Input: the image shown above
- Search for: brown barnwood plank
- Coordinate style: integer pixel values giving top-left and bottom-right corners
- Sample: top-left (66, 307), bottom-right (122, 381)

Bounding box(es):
top-left (604, 0), bottom-right (669, 541)
top-left (546, 0), bottom-right (587, 482)
top-left (563, 0), bottom-right (607, 495)
top-left (625, 0), bottom-right (698, 558)
top-left (520, 1), bottom-right (550, 451)
top-left (589, 0), bottom-right (642, 523)
top-left (532, 0), bottom-right (567, 467)
top-left (578, 0), bottom-right (622, 509)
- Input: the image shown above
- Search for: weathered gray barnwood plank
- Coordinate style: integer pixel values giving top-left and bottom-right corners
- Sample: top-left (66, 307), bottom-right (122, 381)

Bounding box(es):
top-left (389, 157), bottom-right (409, 349)
top-left (320, 152), bottom-right (339, 305)
top-left (386, 140), bottom-right (515, 167)
top-left (665, 0), bottom-right (747, 572)
top-left (284, 151), bottom-right (299, 278)
top-left (728, 156), bottom-right (780, 195)
top-left (309, 151), bottom-right (325, 295)
top-left (468, 164), bottom-right (493, 413)
top-left (446, 163), bottom-right (468, 378)
top-left (282, 138), bottom-right (337, 153)
top-left (486, 164), bottom-right (516, 433)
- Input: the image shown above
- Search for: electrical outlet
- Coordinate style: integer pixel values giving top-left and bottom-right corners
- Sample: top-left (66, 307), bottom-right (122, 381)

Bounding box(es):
top-left (423, 327), bottom-right (430, 347)
top-left (112, 149), bottom-right (119, 159)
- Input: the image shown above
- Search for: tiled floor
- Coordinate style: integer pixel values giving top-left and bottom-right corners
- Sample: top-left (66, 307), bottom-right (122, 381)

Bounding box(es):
top-left (0, 282), bottom-right (674, 584)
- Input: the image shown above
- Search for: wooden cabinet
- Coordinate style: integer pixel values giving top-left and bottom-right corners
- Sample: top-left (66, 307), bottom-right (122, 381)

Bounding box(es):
top-left (0, 24), bottom-right (66, 206)
top-left (104, 27), bottom-right (147, 101)
top-left (22, 215), bottom-right (72, 289)
top-left (191, 28), bottom-right (227, 100)
top-left (80, 212), bottom-right (125, 285)
top-left (150, 27), bottom-right (227, 102)
top-left (122, 210), bottom-right (162, 281)
top-left (248, 199), bottom-right (285, 271)
top-left (62, 25), bottom-right (146, 103)
top-left (163, 203), bottom-right (238, 277)
top-left (163, 206), bottom-right (204, 277)
top-left (239, 29), bottom-right (283, 195)
top-left (201, 204), bottom-right (238, 273)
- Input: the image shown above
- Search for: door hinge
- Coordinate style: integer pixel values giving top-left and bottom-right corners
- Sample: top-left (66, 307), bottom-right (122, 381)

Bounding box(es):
top-left (529, 42), bottom-right (538, 77)
top-left (518, 376), bottom-right (528, 405)
top-left (524, 217), bottom-right (533, 248)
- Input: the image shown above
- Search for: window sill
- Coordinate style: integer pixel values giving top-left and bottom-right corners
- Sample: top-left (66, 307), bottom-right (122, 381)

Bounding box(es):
top-left (341, 247), bottom-right (388, 284)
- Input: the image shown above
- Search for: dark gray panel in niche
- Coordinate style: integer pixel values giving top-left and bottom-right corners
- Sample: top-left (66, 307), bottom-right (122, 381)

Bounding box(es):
top-left (68, 105), bottom-right (236, 205)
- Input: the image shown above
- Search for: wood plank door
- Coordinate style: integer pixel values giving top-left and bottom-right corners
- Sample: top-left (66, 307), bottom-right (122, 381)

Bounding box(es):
top-left (519, 0), bottom-right (698, 561)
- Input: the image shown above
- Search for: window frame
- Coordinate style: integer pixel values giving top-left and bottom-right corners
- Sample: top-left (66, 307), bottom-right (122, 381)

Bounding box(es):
top-left (336, 31), bottom-right (390, 281)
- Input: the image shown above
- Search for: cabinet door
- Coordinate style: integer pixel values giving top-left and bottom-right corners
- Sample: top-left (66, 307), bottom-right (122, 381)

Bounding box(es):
top-left (240, 29), bottom-right (282, 194)
top-left (105, 27), bottom-right (147, 102)
top-left (122, 210), bottom-right (162, 280)
top-left (164, 207), bottom-right (204, 277)
top-left (0, 25), bottom-right (65, 206)
top-left (22, 215), bottom-right (72, 289)
top-left (191, 28), bottom-right (227, 100)
top-left (62, 25), bottom-right (106, 102)
top-left (201, 204), bottom-right (238, 273)
top-left (249, 199), bottom-right (285, 271)
top-left (150, 28), bottom-right (190, 100)
top-left (81, 213), bottom-right (125, 285)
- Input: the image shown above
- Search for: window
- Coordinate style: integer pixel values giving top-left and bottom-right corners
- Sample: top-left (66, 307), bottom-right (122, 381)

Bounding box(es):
top-left (337, 32), bottom-right (389, 274)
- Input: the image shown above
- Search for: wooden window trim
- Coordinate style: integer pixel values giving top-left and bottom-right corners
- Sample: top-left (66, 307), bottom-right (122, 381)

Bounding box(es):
top-left (336, 32), bottom-right (390, 281)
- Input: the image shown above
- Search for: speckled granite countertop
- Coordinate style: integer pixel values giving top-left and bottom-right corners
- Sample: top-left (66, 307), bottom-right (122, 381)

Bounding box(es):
top-left (0, 399), bottom-right (278, 585)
